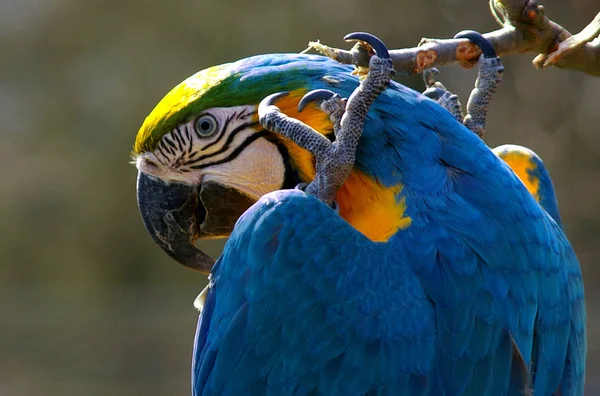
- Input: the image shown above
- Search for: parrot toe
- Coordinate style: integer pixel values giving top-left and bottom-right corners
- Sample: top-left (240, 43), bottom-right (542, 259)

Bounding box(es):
top-left (422, 86), bottom-right (448, 101)
top-left (421, 68), bottom-right (464, 122)
top-left (297, 89), bottom-right (339, 113)
top-left (422, 67), bottom-right (448, 101)
top-left (298, 89), bottom-right (346, 137)
top-left (423, 68), bottom-right (440, 89)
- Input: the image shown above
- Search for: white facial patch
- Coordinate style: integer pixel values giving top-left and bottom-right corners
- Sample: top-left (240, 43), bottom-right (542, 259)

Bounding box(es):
top-left (135, 105), bottom-right (285, 200)
top-left (136, 152), bottom-right (185, 181)
top-left (201, 137), bottom-right (285, 200)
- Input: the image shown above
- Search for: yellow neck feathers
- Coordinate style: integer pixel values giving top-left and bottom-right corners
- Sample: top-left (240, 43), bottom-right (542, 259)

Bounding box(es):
top-left (336, 172), bottom-right (411, 242)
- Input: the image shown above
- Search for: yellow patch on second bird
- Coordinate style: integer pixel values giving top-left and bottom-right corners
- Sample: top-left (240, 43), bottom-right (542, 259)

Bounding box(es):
top-left (498, 151), bottom-right (540, 201)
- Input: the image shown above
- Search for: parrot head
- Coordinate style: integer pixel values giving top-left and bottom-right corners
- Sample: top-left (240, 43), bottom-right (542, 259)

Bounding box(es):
top-left (134, 54), bottom-right (377, 272)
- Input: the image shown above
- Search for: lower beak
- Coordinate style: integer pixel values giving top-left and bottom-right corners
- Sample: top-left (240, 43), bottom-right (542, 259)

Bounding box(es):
top-left (136, 171), bottom-right (214, 274)
top-left (136, 171), bottom-right (258, 274)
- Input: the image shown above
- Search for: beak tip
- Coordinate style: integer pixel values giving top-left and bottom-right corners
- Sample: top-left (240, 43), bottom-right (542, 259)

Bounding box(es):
top-left (136, 171), bottom-right (215, 274)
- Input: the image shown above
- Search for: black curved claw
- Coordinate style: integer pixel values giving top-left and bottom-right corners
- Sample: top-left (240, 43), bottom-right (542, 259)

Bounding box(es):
top-left (258, 92), bottom-right (288, 116)
top-left (344, 32), bottom-right (390, 59)
top-left (423, 68), bottom-right (440, 87)
top-left (298, 89), bottom-right (337, 112)
top-left (454, 30), bottom-right (497, 58)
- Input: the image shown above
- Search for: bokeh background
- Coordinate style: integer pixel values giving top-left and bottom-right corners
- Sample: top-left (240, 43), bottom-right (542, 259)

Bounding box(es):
top-left (1, 0), bottom-right (599, 394)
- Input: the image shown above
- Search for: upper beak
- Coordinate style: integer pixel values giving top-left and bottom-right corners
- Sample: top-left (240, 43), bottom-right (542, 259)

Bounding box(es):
top-left (136, 171), bottom-right (257, 274)
top-left (136, 171), bottom-right (214, 274)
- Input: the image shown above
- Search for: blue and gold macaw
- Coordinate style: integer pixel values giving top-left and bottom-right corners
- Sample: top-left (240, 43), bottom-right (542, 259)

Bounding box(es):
top-left (133, 32), bottom-right (585, 395)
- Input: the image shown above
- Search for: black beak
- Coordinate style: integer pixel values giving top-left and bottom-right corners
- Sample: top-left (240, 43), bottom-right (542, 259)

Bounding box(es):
top-left (136, 171), bottom-right (214, 274)
top-left (136, 171), bottom-right (258, 274)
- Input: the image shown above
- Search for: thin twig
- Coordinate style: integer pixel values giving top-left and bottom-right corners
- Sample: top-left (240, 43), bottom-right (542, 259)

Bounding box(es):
top-left (540, 12), bottom-right (600, 68)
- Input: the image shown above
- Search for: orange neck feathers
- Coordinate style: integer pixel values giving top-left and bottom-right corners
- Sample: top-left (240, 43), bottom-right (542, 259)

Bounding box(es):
top-left (270, 90), bottom-right (412, 242)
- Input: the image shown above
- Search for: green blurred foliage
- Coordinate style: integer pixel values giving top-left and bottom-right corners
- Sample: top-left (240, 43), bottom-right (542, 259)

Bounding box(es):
top-left (1, 0), bottom-right (598, 394)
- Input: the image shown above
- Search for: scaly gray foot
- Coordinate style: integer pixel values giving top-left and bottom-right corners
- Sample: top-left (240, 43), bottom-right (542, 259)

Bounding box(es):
top-left (455, 30), bottom-right (504, 138)
top-left (259, 32), bottom-right (395, 207)
top-left (423, 31), bottom-right (504, 139)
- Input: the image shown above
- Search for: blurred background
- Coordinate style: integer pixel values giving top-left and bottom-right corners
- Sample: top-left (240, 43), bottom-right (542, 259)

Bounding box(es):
top-left (1, 0), bottom-right (598, 394)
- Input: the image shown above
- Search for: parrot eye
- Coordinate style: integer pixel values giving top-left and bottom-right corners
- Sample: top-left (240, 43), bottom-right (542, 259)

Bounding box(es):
top-left (195, 114), bottom-right (218, 138)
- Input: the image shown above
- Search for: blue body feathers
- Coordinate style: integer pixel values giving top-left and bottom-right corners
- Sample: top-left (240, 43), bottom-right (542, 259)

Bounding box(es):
top-left (191, 54), bottom-right (586, 396)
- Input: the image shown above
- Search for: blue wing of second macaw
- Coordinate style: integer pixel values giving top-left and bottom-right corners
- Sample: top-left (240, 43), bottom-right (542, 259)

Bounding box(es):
top-left (192, 180), bottom-right (584, 395)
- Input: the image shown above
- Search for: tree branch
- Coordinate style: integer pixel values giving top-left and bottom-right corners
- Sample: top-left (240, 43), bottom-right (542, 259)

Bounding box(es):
top-left (305, 0), bottom-right (600, 77)
top-left (539, 11), bottom-right (600, 68)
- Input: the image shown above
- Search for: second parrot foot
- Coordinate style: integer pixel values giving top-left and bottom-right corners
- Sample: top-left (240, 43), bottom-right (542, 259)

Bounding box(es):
top-left (259, 32), bottom-right (395, 207)
top-left (423, 30), bottom-right (504, 139)
top-left (422, 68), bottom-right (464, 122)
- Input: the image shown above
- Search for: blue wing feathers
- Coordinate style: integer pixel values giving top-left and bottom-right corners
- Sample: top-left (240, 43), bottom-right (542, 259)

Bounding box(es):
top-left (207, 302), bottom-right (251, 392)
top-left (193, 170), bottom-right (583, 394)
top-left (190, 54), bottom-right (585, 395)
top-left (194, 190), bottom-right (439, 395)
